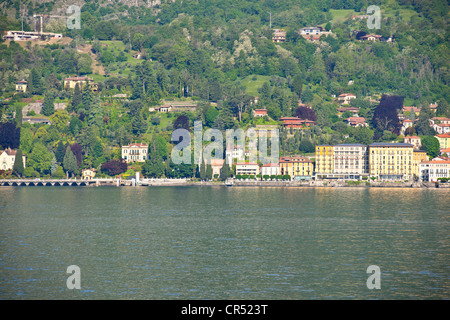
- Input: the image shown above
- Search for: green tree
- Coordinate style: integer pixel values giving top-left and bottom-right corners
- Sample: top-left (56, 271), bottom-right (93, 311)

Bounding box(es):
top-left (13, 149), bottom-right (24, 177)
top-left (416, 104), bottom-right (435, 136)
top-left (27, 142), bottom-right (53, 175)
top-left (421, 136), bottom-right (440, 159)
top-left (206, 163), bottom-right (213, 180)
top-left (63, 147), bottom-right (78, 178)
top-left (50, 110), bottom-right (70, 131)
top-left (19, 127), bottom-right (33, 154)
top-left (200, 161), bottom-right (206, 181)
top-left (15, 104), bottom-right (22, 127)
top-left (50, 155), bottom-right (58, 176)
top-left (55, 140), bottom-right (66, 164)
top-left (72, 83), bottom-right (82, 111)
top-left (82, 83), bottom-right (94, 111)
top-left (42, 92), bottom-right (55, 116)
top-left (291, 74), bottom-right (303, 98)
top-left (220, 161), bottom-right (230, 181)
top-left (30, 68), bottom-right (44, 95)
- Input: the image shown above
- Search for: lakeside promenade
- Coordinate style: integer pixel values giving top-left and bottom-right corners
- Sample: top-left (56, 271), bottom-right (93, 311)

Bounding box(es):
top-left (0, 178), bottom-right (448, 188)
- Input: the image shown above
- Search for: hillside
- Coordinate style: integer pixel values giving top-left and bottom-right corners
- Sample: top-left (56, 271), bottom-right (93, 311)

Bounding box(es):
top-left (0, 0), bottom-right (449, 179)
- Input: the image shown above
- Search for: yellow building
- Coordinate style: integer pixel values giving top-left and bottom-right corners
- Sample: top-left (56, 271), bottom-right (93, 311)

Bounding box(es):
top-left (369, 143), bottom-right (414, 180)
top-left (315, 145), bottom-right (334, 177)
top-left (64, 76), bottom-right (94, 90)
top-left (279, 156), bottom-right (314, 180)
top-left (82, 169), bottom-right (96, 180)
top-left (436, 134), bottom-right (450, 150)
top-left (413, 150), bottom-right (428, 178)
top-left (15, 80), bottom-right (27, 93)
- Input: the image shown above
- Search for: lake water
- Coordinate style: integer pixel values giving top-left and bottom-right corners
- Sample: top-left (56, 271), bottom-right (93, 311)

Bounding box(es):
top-left (0, 186), bottom-right (449, 299)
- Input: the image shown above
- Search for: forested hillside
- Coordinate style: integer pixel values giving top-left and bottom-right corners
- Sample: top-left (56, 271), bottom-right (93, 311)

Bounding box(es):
top-left (0, 0), bottom-right (448, 179)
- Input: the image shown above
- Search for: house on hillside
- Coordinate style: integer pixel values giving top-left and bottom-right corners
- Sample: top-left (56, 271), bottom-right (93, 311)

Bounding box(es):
top-left (272, 29), bottom-right (286, 43)
top-left (337, 93), bottom-right (356, 105)
top-left (0, 148), bottom-right (26, 171)
top-left (252, 109), bottom-right (268, 118)
top-left (121, 143), bottom-right (149, 163)
top-left (15, 80), bottom-right (27, 93)
top-left (344, 117), bottom-right (368, 127)
top-left (360, 34), bottom-right (382, 41)
top-left (64, 76), bottom-right (94, 90)
top-left (280, 117), bottom-right (315, 129)
top-left (299, 26), bottom-right (332, 41)
top-left (404, 136), bottom-right (421, 150)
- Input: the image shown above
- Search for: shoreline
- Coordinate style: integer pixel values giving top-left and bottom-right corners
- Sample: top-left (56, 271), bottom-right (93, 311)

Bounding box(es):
top-left (1, 179), bottom-right (447, 189)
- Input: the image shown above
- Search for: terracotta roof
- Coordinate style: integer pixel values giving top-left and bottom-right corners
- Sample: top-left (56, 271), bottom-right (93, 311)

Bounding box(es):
top-left (122, 143), bottom-right (148, 148)
top-left (235, 162), bottom-right (259, 166)
top-left (254, 109), bottom-right (268, 114)
top-left (64, 76), bottom-right (93, 81)
top-left (210, 159), bottom-right (225, 166)
top-left (0, 147), bottom-right (17, 156)
top-left (261, 163), bottom-right (280, 167)
top-left (436, 134), bottom-right (450, 138)
top-left (432, 117), bottom-right (450, 121)
top-left (404, 136), bottom-right (420, 139)
top-left (420, 160), bottom-right (450, 164)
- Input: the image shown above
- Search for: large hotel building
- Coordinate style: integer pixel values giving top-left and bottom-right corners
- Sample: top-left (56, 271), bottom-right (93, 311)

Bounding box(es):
top-left (315, 143), bottom-right (418, 180)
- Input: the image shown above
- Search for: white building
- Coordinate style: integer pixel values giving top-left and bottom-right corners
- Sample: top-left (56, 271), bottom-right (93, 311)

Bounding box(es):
top-left (0, 148), bottom-right (26, 171)
top-left (121, 143), bottom-right (149, 163)
top-left (226, 145), bottom-right (245, 164)
top-left (404, 136), bottom-right (421, 150)
top-left (235, 162), bottom-right (260, 176)
top-left (333, 144), bottom-right (369, 179)
top-left (260, 163), bottom-right (280, 176)
top-left (337, 93), bottom-right (356, 105)
top-left (419, 160), bottom-right (450, 182)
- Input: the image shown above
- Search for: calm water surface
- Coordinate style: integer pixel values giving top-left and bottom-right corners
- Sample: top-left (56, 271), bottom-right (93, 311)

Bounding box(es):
top-left (0, 186), bottom-right (449, 299)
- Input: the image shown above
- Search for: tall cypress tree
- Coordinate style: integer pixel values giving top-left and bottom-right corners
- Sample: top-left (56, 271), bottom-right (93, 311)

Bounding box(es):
top-left (30, 68), bottom-right (44, 95)
top-left (15, 104), bottom-right (22, 127)
top-left (206, 163), bottom-right (213, 180)
top-left (55, 140), bottom-right (66, 164)
top-left (63, 147), bottom-right (78, 178)
top-left (82, 82), bottom-right (93, 112)
top-left (200, 161), bottom-right (206, 181)
top-left (42, 92), bottom-right (55, 116)
top-left (13, 149), bottom-right (24, 177)
top-left (72, 83), bottom-right (82, 111)
top-left (50, 155), bottom-right (58, 176)
top-left (220, 159), bottom-right (230, 181)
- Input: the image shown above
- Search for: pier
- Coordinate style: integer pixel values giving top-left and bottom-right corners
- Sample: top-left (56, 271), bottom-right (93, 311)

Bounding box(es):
top-left (0, 178), bottom-right (123, 187)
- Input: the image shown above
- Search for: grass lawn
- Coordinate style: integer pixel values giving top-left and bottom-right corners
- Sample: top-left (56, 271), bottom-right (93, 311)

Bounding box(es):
top-left (97, 40), bottom-right (145, 78)
top-left (330, 9), bottom-right (358, 25)
top-left (240, 75), bottom-right (271, 97)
